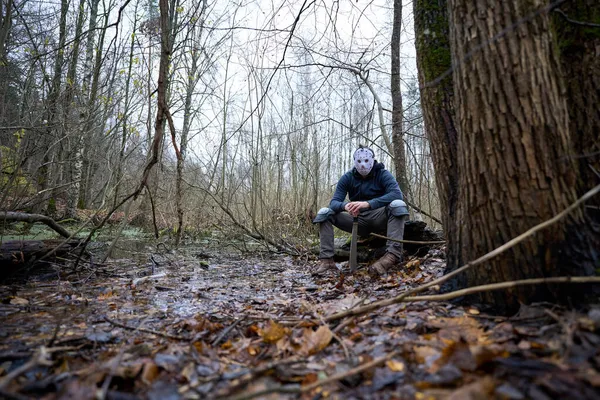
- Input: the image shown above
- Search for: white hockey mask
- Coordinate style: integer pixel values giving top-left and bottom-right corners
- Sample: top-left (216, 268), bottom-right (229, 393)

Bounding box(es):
top-left (353, 148), bottom-right (374, 176)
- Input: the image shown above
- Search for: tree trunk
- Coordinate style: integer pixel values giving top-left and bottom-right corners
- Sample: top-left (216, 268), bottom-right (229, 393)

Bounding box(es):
top-left (77, 0), bottom-right (100, 209)
top-left (0, 0), bottom-right (12, 124)
top-left (35, 0), bottom-right (68, 214)
top-left (552, 1), bottom-right (600, 220)
top-left (391, 0), bottom-right (410, 198)
top-left (414, 0), bottom-right (461, 274)
top-left (64, 0), bottom-right (86, 218)
top-left (448, 0), bottom-right (596, 311)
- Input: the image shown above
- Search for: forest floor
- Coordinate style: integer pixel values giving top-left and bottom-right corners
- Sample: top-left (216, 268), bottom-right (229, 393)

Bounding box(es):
top-left (1, 236), bottom-right (600, 400)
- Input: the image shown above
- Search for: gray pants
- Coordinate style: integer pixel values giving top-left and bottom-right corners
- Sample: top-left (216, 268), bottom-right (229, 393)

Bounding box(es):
top-left (319, 207), bottom-right (407, 259)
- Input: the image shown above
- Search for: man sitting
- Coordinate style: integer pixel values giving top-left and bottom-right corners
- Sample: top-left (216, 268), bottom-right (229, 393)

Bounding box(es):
top-left (313, 145), bottom-right (409, 275)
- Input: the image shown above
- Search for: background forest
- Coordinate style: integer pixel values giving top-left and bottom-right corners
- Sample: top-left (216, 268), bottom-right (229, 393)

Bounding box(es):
top-left (0, 0), bottom-right (435, 248)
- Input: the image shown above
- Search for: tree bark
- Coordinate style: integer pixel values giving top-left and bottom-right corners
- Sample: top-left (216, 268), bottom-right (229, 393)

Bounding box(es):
top-left (64, 0), bottom-right (87, 218)
top-left (448, 0), bottom-right (595, 310)
top-left (35, 0), bottom-right (68, 214)
top-left (391, 0), bottom-right (410, 198)
top-left (414, 0), bottom-right (460, 273)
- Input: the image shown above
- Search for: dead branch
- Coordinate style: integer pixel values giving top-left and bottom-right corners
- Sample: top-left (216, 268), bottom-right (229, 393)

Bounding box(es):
top-left (225, 349), bottom-right (401, 400)
top-left (103, 316), bottom-right (187, 341)
top-left (0, 346), bottom-right (53, 390)
top-left (370, 232), bottom-right (446, 245)
top-left (0, 211), bottom-right (72, 238)
top-left (211, 318), bottom-right (244, 346)
top-left (402, 276), bottom-right (600, 302)
top-left (198, 186), bottom-right (300, 255)
top-left (405, 200), bottom-right (443, 225)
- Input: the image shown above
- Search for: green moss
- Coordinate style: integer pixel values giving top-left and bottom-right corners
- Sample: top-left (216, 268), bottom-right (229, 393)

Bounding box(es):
top-left (415, 0), bottom-right (453, 101)
top-left (47, 197), bottom-right (57, 214)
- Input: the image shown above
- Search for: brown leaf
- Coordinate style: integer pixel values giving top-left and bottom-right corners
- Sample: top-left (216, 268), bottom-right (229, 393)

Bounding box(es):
top-left (414, 346), bottom-right (442, 369)
top-left (447, 375), bottom-right (496, 400)
top-left (386, 359), bottom-right (405, 372)
top-left (141, 361), bottom-right (159, 384)
top-left (259, 320), bottom-right (287, 344)
top-left (433, 339), bottom-right (477, 373)
top-left (299, 325), bottom-right (333, 355)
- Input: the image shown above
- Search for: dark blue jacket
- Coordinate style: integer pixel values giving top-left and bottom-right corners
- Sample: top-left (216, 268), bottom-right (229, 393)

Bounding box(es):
top-left (329, 162), bottom-right (403, 213)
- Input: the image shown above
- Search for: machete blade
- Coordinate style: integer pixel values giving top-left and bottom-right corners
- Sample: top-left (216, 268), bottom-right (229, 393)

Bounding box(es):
top-left (349, 216), bottom-right (359, 272)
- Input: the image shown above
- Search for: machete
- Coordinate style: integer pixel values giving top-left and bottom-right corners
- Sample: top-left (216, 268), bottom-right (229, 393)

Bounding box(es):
top-left (349, 215), bottom-right (359, 272)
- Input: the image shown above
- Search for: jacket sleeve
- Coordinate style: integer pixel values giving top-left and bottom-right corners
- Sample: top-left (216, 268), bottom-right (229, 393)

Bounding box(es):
top-left (329, 174), bottom-right (350, 213)
top-left (367, 170), bottom-right (403, 210)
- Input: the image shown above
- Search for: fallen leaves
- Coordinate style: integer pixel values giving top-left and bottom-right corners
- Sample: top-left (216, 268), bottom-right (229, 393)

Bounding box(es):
top-left (2, 249), bottom-right (600, 400)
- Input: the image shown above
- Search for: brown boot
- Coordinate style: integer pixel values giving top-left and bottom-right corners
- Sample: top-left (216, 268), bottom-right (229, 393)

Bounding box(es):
top-left (314, 258), bottom-right (336, 275)
top-left (370, 252), bottom-right (398, 275)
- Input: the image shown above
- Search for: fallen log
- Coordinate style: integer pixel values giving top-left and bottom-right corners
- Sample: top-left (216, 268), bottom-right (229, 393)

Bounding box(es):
top-left (0, 240), bottom-right (82, 267)
top-left (0, 211), bottom-right (72, 238)
top-left (333, 220), bottom-right (444, 262)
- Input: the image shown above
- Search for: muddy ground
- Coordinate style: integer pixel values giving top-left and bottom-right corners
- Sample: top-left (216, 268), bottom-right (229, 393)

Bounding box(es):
top-left (1, 238), bottom-right (599, 399)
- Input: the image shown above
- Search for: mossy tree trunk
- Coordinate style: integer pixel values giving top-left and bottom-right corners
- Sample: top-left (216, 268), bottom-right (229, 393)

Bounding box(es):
top-left (443, 0), bottom-right (597, 311)
top-left (414, 0), bottom-right (461, 277)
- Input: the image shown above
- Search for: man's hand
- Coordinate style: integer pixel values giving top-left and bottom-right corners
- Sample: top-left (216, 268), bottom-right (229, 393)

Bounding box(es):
top-left (345, 201), bottom-right (370, 217)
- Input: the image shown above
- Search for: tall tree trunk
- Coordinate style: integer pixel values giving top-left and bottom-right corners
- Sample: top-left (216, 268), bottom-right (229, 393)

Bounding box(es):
top-left (36, 0), bottom-right (68, 214)
top-left (77, 0), bottom-right (100, 209)
top-left (552, 1), bottom-right (600, 220)
top-left (414, 0), bottom-right (461, 274)
top-left (448, 0), bottom-right (596, 311)
top-left (176, 0), bottom-right (205, 245)
top-left (0, 0), bottom-right (12, 124)
top-left (64, 0), bottom-right (86, 218)
top-left (391, 0), bottom-right (410, 198)
top-left (113, 12), bottom-right (138, 209)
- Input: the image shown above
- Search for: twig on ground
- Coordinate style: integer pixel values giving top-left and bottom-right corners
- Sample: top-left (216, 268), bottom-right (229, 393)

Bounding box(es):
top-left (98, 316), bottom-right (149, 400)
top-left (370, 232), bottom-right (446, 245)
top-left (0, 346), bottom-right (53, 390)
top-left (132, 272), bottom-right (166, 286)
top-left (202, 357), bottom-right (305, 397)
top-left (212, 318), bottom-right (244, 346)
top-left (544, 308), bottom-right (575, 360)
top-left (103, 316), bottom-right (188, 341)
top-left (224, 350), bottom-right (401, 400)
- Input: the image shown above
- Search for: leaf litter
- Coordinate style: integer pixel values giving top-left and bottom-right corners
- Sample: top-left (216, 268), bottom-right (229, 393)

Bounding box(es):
top-left (0, 243), bottom-right (599, 399)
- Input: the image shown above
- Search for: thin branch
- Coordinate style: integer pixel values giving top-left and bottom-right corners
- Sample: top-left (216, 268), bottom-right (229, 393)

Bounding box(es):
top-left (554, 8), bottom-right (600, 28)
top-left (403, 276), bottom-right (600, 302)
top-left (225, 350), bottom-right (401, 400)
top-left (370, 232), bottom-right (445, 245)
top-left (103, 316), bottom-right (188, 341)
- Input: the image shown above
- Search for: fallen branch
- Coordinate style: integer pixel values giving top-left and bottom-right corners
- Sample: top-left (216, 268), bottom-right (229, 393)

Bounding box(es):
top-left (103, 316), bottom-right (187, 341)
top-left (370, 232), bottom-right (446, 245)
top-left (0, 346), bottom-right (53, 390)
top-left (402, 276), bottom-right (600, 302)
top-left (212, 318), bottom-right (244, 346)
top-left (225, 349), bottom-right (401, 400)
top-left (325, 183), bottom-right (600, 323)
top-left (0, 211), bottom-right (72, 238)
